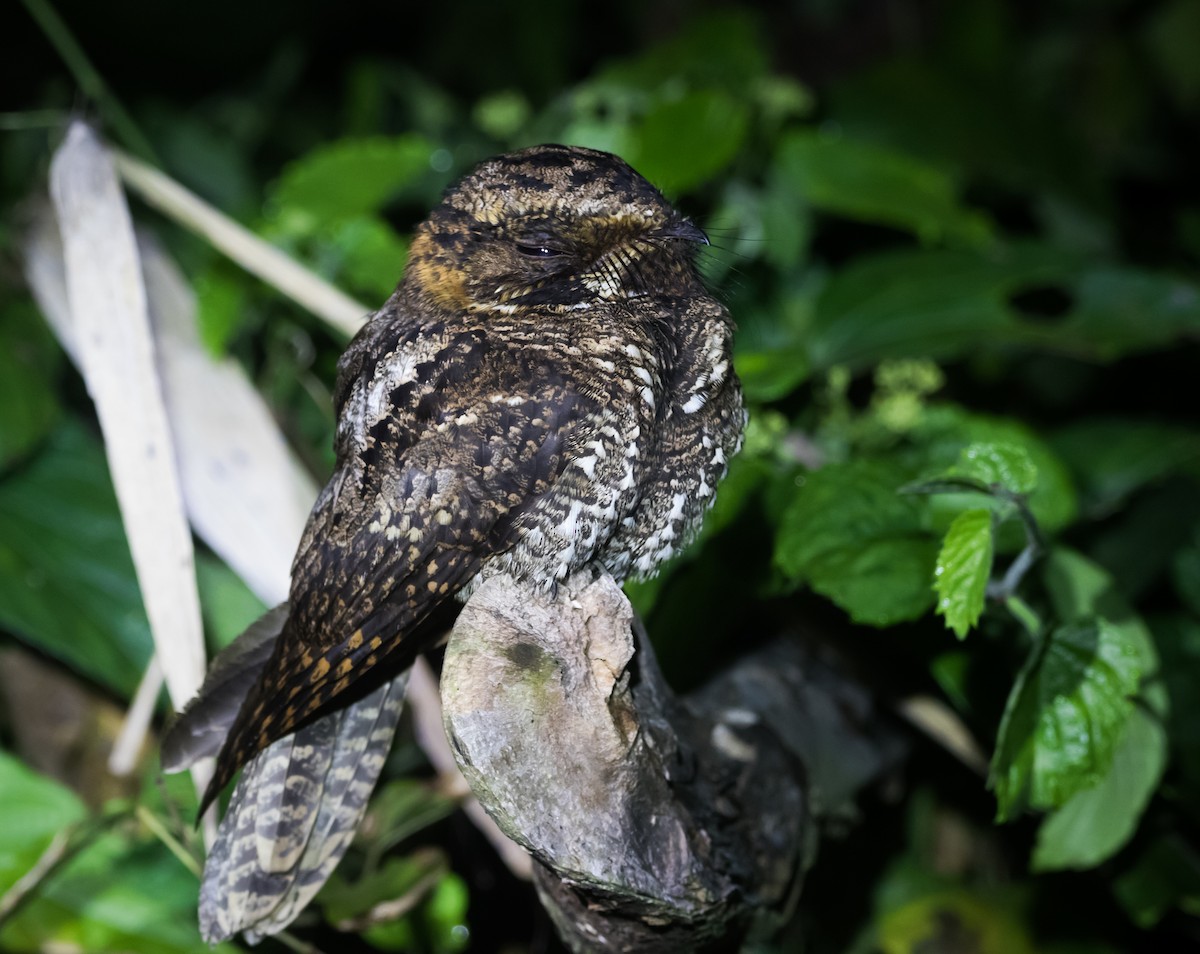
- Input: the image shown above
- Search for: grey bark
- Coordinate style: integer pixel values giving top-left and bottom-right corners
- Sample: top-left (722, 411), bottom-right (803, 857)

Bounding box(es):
top-left (441, 573), bottom-right (903, 953)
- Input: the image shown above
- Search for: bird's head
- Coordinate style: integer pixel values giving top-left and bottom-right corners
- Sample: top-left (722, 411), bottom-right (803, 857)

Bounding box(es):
top-left (404, 144), bottom-right (709, 313)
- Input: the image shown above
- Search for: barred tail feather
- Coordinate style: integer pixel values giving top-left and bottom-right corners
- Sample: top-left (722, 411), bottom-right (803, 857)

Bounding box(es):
top-left (199, 675), bottom-right (408, 943)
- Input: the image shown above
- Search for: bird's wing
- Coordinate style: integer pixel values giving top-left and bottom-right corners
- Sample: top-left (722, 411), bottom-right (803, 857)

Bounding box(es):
top-left (203, 317), bottom-right (587, 809)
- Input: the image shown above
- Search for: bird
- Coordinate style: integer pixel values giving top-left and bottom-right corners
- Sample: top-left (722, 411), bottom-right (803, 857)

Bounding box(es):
top-left (162, 143), bottom-right (745, 942)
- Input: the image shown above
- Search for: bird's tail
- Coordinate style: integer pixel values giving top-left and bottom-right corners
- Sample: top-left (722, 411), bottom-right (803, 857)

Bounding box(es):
top-left (162, 606), bottom-right (408, 943)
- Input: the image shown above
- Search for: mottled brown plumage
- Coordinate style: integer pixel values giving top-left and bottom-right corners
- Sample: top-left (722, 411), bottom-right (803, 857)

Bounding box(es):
top-left (199, 143), bottom-right (745, 819)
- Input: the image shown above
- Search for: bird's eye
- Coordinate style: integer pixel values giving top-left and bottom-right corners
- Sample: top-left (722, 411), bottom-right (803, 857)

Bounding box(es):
top-left (515, 243), bottom-right (564, 258)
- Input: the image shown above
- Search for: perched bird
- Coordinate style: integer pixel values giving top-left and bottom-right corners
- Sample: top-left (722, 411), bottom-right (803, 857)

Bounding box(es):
top-left (162, 143), bottom-right (744, 942)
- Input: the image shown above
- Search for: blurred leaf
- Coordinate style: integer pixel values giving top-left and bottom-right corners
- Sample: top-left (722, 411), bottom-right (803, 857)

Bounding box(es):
top-left (194, 553), bottom-right (268, 651)
top-left (0, 422), bottom-right (152, 698)
top-left (775, 130), bottom-right (993, 244)
top-left (319, 848), bottom-right (446, 927)
top-left (1032, 693), bottom-right (1167, 871)
top-left (1144, 0), bottom-right (1200, 109)
top-left (734, 343), bottom-right (811, 402)
top-left (1055, 268), bottom-right (1200, 361)
top-left (1051, 419), bottom-right (1200, 515)
top-left (0, 752), bottom-right (86, 892)
top-left (879, 888), bottom-right (1035, 954)
top-left (1113, 835), bottom-right (1200, 928)
top-left (357, 779), bottom-right (459, 855)
top-left (269, 135), bottom-right (434, 222)
top-left (472, 89), bottom-right (532, 141)
top-left (0, 300), bottom-right (61, 470)
top-left (934, 508), bottom-right (994, 639)
top-left (0, 755), bottom-right (225, 954)
top-left (193, 268), bottom-right (247, 356)
top-left (807, 243), bottom-right (1078, 371)
top-left (629, 90), bottom-right (750, 194)
top-left (331, 215), bottom-right (410, 299)
top-left (776, 458), bottom-right (938, 625)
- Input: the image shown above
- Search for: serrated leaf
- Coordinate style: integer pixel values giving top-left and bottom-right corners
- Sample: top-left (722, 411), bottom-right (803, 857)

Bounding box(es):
top-left (948, 442), bottom-right (1039, 495)
top-left (1032, 694), bottom-right (1168, 871)
top-left (990, 616), bottom-right (1146, 820)
top-left (934, 508), bottom-right (994, 638)
top-left (0, 422), bottom-right (153, 698)
top-left (909, 405), bottom-right (1078, 537)
top-left (270, 135), bottom-right (433, 222)
top-left (775, 130), bottom-right (993, 245)
top-left (776, 459), bottom-right (938, 625)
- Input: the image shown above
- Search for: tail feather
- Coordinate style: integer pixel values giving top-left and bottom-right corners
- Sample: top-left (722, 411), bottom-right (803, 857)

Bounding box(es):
top-left (198, 675), bottom-right (408, 943)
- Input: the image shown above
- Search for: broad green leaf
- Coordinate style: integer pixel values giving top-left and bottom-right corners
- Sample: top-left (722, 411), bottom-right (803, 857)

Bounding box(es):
top-left (948, 442), bottom-right (1039, 495)
top-left (908, 405), bottom-right (1078, 536)
top-left (0, 300), bottom-right (61, 470)
top-left (1032, 695), bottom-right (1167, 871)
top-left (807, 243), bottom-right (1079, 371)
top-left (194, 553), bottom-right (268, 651)
top-left (774, 130), bottom-right (993, 244)
top-left (0, 752), bottom-right (86, 892)
top-left (1051, 419), bottom-right (1200, 515)
top-left (1055, 267), bottom-right (1200, 361)
top-left (269, 135), bottom-right (433, 222)
top-left (0, 754), bottom-right (226, 954)
top-left (934, 508), bottom-right (994, 638)
top-left (776, 459), bottom-right (938, 625)
top-left (194, 268), bottom-right (248, 356)
top-left (329, 215), bottom-right (411, 299)
top-left (0, 422), bottom-right (153, 698)
top-left (628, 89), bottom-right (750, 194)
top-left (990, 617), bottom-right (1147, 820)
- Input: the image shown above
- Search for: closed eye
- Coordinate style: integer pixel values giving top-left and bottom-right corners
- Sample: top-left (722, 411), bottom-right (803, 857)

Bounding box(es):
top-left (515, 243), bottom-right (566, 258)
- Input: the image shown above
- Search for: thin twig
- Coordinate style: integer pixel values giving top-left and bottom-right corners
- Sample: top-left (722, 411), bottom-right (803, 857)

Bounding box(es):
top-left (136, 804), bottom-right (202, 879)
top-left (18, 0), bottom-right (158, 162)
top-left (111, 149), bottom-right (370, 338)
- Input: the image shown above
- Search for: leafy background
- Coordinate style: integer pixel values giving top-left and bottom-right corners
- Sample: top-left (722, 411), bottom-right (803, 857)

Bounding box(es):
top-left (3, 0), bottom-right (1200, 951)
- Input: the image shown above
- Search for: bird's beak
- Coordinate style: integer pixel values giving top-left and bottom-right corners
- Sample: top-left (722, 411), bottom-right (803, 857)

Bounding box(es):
top-left (658, 218), bottom-right (710, 246)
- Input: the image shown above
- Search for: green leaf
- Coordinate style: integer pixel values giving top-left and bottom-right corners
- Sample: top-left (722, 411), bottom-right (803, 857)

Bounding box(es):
top-left (357, 779), bottom-right (459, 855)
top-left (628, 89), bottom-right (750, 194)
top-left (0, 752), bottom-right (87, 893)
top-left (948, 442), bottom-right (1039, 495)
top-left (990, 616), bottom-right (1148, 819)
top-left (1051, 419), bottom-right (1200, 515)
top-left (269, 135), bottom-right (433, 222)
top-left (0, 422), bottom-right (153, 698)
top-left (908, 405), bottom-right (1078, 537)
top-left (1113, 835), bottom-right (1200, 929)
top-left (807, 243), bottom-right (1080, 371)
top-left (0, 300), bottom-right (61, 470)
top-left (879, 888), bottom-right (1036, 954)
top-left (774, 130), bottom-right (993, 244)
top-left (318, 848), bottom-right (447, 927)
top-left (1032, 696), bottom-right (1167, 871)
top-left (934, 508), bottom-right (994, 638)
top-left (194, 553), bottom-right (268, 651)
top-left (0, 755), bottom-right (226, 954)
top-left (776, 459), bottom-right (938, 626)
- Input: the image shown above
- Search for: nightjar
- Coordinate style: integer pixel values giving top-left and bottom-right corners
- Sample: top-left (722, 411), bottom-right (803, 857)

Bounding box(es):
top-left (162, 143), bottom-right (744, 942)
